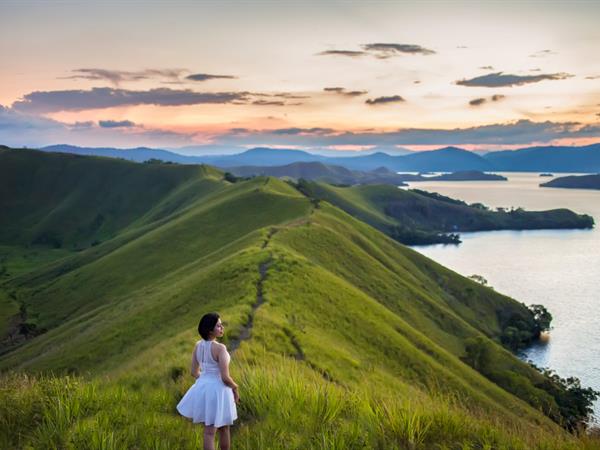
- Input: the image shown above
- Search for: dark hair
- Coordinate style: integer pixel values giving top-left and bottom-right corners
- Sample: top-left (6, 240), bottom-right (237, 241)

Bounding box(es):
top-left (198, 312), bottom-right (220, 340)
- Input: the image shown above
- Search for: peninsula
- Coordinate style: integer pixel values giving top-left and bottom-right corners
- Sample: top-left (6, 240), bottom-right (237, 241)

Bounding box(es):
top-left (541, 174), bottom-right (600, 190)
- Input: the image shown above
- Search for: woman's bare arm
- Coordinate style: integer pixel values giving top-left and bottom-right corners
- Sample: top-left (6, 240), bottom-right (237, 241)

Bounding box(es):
top-left (190, 343), bottom-right (201, 379)
top-left (215, 344), bottom-right (239, 402)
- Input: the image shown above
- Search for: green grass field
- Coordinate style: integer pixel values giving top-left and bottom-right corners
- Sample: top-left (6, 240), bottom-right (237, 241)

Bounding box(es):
top-left (0, 148), bottom-right (597, 449)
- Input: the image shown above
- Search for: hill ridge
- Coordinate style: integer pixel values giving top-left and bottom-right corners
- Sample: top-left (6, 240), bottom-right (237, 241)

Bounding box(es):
top-left (1, 148), bottom-right (596, 448)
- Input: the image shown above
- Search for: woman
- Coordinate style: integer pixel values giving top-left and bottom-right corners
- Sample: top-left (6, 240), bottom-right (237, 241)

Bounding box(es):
top-left (177, 313), bottom-right (239, 450)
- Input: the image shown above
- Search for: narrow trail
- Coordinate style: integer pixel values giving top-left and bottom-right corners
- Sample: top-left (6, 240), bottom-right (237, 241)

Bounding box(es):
top-left (229, 229), bottom-right (276, 354)
top-left (229, 213), bottom-right (313, 355)
top-left (283, 328), bottom-right (305, 361)
top-left (261, 227), bottom-right (278, 249)
top-left (229, 218), bottom-right (336, 384)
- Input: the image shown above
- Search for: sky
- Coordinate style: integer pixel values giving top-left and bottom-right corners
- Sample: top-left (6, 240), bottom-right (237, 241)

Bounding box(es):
top-left (1, 0), bottom-right (599, 152)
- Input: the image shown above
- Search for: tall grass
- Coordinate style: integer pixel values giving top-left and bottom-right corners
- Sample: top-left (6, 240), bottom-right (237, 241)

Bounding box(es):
top-left (1, 354), bottom-right (597, 449)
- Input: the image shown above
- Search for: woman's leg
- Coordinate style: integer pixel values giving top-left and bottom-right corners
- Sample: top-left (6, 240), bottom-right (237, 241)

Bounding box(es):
top-left (203, 425), bottom-right (217, 450)
top-left (217, 426), bottom-right (230, 450)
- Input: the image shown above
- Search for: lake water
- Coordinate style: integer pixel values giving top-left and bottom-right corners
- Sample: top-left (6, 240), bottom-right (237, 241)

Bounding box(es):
top-left (406, 173), bottom-right (600, 420)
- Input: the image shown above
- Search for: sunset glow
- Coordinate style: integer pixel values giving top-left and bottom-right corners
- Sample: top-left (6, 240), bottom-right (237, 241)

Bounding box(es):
top-left (1, 1), bottom-right (599, 151)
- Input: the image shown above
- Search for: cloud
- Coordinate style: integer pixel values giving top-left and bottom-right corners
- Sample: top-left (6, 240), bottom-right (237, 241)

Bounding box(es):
top-left (186, 73), bottom-right (237, 81)
top-left (586, 75), bottom-right (600, 80)
top-left (317, 50), bottom-right (366, 58)
top-left (365, 95), bottom-right (405, 105)
top-left (214, 120), bottom-right (600, 147)
top-left (529, 49), bottom-right (556, 58)
top-left (469, 98), bottom-right (486, 106)
top-left (12, 87), bottom-right (251, 113)
top-left (252, 100), bottom-right (285, 106)
top-left (70, 121), bottom-right (95, 129)
top-left (62, 68), bottom-right (186, 86)
top-left (272, 93), bottom-right (310, 99)
top-left (0, 104), bottom-right (63, 135)
top-left (345, 90), bottom-right (368, 97)
top-left (98, 120), bottom-right (137, 128)
top-left (271, 127), bottom-right (334, 135)
top-left (362, 43), bottom-right (435, 58)
top-left (318, 43), bottom-right (434, 59)
top-left (456, 72), bottom-right (573, 87)
top-left (3, 104), bottom-right (600, 149)
top-left (0, 105), bottom-right (195, 147)
top-left (469, 94), bottom-right (506, 107)
top-left (323, 87), bottom-right (367, 97)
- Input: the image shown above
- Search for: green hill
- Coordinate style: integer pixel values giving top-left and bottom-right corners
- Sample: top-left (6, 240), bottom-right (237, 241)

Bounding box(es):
top-left (0, 147), bottom-right (226, 250)
top-left (0, 148), bottom-right (597, 449)
top-left (298, 180), bottom-right (594, 244)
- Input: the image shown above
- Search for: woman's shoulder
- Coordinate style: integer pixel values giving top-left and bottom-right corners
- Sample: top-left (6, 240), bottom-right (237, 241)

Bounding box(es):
top-left (213, 341), bottom-right (227, 350)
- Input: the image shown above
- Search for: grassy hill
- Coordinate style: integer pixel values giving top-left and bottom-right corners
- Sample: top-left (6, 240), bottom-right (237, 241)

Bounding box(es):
top-left (0, 148), bottom-right (597, 449)
top-left (298, 180), bottom-right (594, 244)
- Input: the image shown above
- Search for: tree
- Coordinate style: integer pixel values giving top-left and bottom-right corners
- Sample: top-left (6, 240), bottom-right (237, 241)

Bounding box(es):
top-left (536, 367), bottom-right (600, 431)
top-left (468, 274), bottom-right (489, 286)
top-left (224, 172), bottom-right (239, 183)
top-left (500, 326), bottom-right (521, 349)
top-left (463, 336), bottom-right (494, 373)
top-left (469, 202), bottom-right (489, 211)
top-left (529, 304), bottom-right (553, 333)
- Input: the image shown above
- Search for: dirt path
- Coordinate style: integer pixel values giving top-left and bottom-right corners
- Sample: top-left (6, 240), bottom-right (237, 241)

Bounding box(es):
top-left (229, 229), bottom-right (276, 354)
top-left (229, 215), bottom-right (311, 355)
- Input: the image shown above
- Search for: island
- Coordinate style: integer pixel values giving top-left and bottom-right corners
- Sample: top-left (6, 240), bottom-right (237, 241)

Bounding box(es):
top-left (228, 164), bottom-right (507, 186)
top-left (540, 173), bottom-right (554, 177)
top-left (424, 170), bottom-right (507, 181)
top-left (227, 161), bottom-right (415, 185)
top-left (540, 174), bottom-right (600, 190)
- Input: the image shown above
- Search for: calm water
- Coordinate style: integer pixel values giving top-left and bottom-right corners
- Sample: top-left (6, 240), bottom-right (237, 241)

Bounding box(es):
top-left (406, 173), bottom-right (600, 419)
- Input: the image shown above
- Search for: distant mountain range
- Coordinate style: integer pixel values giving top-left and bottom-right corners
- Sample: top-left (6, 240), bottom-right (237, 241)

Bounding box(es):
top-left (484, 144), bottom-right (600, 172)
top-left (40, 144), bottom-right (206, 164)
top-left (30, 142), bottom-right (600, 173)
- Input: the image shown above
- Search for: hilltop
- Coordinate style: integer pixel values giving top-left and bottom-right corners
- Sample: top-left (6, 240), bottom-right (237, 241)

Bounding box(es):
top-left (0, 148), bottom-right (597, 449)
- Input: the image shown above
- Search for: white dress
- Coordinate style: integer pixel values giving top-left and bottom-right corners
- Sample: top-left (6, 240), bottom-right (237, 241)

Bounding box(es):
top-left (176, 339), bottom-right (237, 427)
